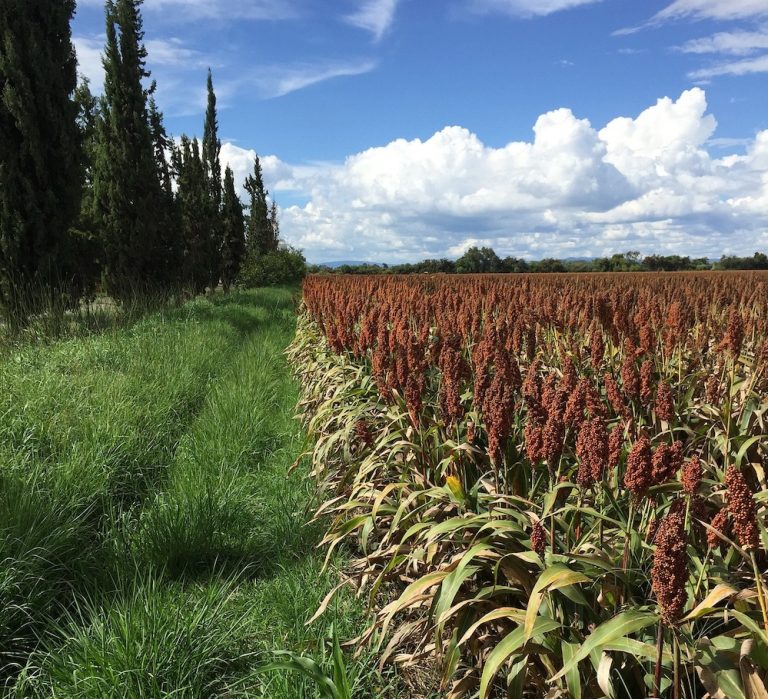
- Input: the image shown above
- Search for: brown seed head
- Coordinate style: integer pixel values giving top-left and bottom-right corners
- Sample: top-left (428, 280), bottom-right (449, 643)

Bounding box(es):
top-left (708, 510), bottom-right (731, 551)
top-left (681, 456), bottom-right (702, 495)
top-left (655, 381), bottom-right (675, 423)
top-left (725, 465), bottom-right (759, 550)
top-left (652, 508), bottom-right (688, 625)
top-left (531, 521), bottom-right (547, 556)
top-left (640, 360), bottom-right (654, 406)
top-left (624, 436), bottom-right (653, 498)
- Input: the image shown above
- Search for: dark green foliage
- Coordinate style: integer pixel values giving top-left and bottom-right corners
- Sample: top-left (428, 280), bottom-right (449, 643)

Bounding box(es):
top-left (148, 94), bottom-right (182, 282)
top-left (716, 251), bottom-right (768, 270)
top-left (313, 249), bottom-right (768, 276)
top-left (74, 78), bottom-right (99, 231)
top-left (202, 68), bottom-right (222, 289)
top-left (202, 69), bottom-right (222, 206)
top-left (245, 156), bottom-right (276, 256)
top-left (455, 246), bottom-right (502, 273)
top-left (221, 166), bottom-right (246, 290)
top-left (93, 0), bottom-right (177, 300)
top-left (0, 0), bottom-right (82, 323)
top-left (174, 137), bottom-right (216, 293)
top-left (239, 246), bottom-right (306, 287)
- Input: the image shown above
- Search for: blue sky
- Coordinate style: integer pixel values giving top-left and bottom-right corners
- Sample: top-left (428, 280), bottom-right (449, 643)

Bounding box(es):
top-left (72, 0), bottom-right (768, 263)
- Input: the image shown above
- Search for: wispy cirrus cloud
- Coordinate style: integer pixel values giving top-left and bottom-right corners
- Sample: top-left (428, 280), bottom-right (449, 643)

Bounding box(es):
top-left (344, 0), bottom-right (401, 41)
top-left (652, 0), bottom-right (768, 23)
top-left (227, 59), bottom-right (378, 100)
top-left (677, 28), bottom-right (768, 56)
top-left (616, 1), bottom-right (768, 83)
top-left (468, 0), bottom-right (605, 19)
top-left (689, 53), bottom-right (768, 79)
top-left (616, 0), bottom-right (768, 35)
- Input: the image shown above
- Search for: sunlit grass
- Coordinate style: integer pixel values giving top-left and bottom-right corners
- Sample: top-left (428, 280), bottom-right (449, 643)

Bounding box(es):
top-left (0, 288), bottom-right (395, 697)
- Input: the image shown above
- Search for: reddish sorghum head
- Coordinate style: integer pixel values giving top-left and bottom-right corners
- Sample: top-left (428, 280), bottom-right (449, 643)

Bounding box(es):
top-left (624, 436), bottom-right (653, 498)
top-left (639, 324), bottom-right (655, 356)
top-left (705, 374), bottom-right (721, 404)
top-left (651, 508), bottom-right (688, 625)
top-left (655, 381), bottom-right (675, 423)
top-left (681, 456), bottom-right (703, 495)
top-left (355, 419), bottom-right (374, 449)
top-left (590, 327), bottom-right (605, 369)
top-left (608, 424), bottom-right (623, 471)
top-left (542, 412), bottom-right (565, 465)
top-left (621, 355), bottom-right (640, 399)
top-left (719, 308), bottom-right (745, 358)
top-left (576, 419), bottom-right (608, 487)
top-left (707, 510), bottom-right (731, 550)
top-left (640, 360), bottom-right (654, 406)
top-left (564, 378), bottom-right (587, 427)
top-left (604, 373), bottom-right (627, 418)
top-left (524, 420), bottom-right (544, 464)
top-left (725, 465), bottom-right (759, 550)
top-left (531, 521), bottom-right (547, 556)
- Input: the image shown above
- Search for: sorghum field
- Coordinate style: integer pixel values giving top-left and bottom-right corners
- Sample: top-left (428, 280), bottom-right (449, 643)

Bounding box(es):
top-left (290, 272), bottom-right (768, 699)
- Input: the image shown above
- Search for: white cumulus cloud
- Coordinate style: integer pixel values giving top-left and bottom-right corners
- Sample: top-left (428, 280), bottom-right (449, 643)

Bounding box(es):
top-left (222, 88), bottom-right (768, 263)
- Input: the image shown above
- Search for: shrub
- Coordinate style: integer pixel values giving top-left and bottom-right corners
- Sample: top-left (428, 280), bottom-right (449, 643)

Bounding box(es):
top-left (239, 246), bottom-right (306, 288)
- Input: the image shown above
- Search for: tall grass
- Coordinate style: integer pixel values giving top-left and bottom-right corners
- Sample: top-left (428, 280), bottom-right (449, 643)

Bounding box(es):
top-left (0, 288), bottom-right (394, 697)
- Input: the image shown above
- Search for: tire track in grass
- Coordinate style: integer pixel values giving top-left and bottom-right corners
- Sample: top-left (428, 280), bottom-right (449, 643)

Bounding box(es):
top-left (0, 292), bottom-right (272, 683)
top-left (17, 288), bottom-right (402, 698)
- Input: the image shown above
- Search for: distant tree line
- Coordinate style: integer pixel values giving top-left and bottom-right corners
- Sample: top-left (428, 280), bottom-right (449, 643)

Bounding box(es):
top-left (0, 0), bottom-right (290, 327)
top-left (309, 249), bottom-right (768, 276)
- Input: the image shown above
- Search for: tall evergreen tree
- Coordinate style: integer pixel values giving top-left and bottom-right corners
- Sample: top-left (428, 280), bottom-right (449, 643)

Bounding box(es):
top-left (220, 166), bottom-right (245, 290)
top-left (202, 68), bottom-right (222, 288)
top-left (269, 200), bottom-right (280, 251)
top-left (244, 155), bottom-right (272, 256)
top-left (0, 0), bottom-right (82, 323)
top-left (148, 92), bottom-right (182, 282)
top-left (93, 0), bottom-right (173, 300)
top-left (175, 136), bottom-right (214, 293)
top-left (74, 78), bottom-right (99, 228)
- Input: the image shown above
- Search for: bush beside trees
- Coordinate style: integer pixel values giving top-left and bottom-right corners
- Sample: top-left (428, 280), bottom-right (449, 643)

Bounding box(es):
top-left (238, 246), bottom-right (306, 288)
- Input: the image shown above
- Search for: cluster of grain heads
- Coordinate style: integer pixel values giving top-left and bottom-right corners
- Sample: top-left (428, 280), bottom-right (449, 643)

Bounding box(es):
top-left (291, 271), bottom-right (768, 698)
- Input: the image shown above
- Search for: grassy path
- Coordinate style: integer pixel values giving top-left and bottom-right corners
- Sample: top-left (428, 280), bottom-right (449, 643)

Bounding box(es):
top-left (0, 289), bottom-right (390, 698)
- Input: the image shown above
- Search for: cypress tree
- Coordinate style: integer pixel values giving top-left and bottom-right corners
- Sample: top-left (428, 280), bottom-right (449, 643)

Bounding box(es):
top-left (220, 166), bottom-right (245, 291)
top-left (269, 200), bottom-right (280, 251)
top-left (175, 136), bottom-right (214, 293)
top-left (93, 0), bottom-right (171, 300)
top-left (68, 77), bottom-right (103, 304)
top-left (74, 78), bottom-right (99, 229)
top-left (149, 92), bottom-right (182, 284)
top-left (202, 68), bottom-right (222, 289)
top-left (0, 0), bottom-right (82, 324)
top-left (244, 155), bottom-right (272, 256)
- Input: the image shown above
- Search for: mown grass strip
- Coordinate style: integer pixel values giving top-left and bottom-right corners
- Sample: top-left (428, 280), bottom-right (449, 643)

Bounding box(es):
top-left (3, 289), bottom-right (398, 698)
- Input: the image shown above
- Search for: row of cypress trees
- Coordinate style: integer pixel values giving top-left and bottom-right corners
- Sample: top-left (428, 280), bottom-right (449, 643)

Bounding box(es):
top-left (0, 0), bottom-right (279, 325)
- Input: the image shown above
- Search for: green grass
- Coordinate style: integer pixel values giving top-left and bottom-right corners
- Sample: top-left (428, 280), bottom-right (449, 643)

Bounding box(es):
top-left (0, 288), bottom-right (396, 697)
